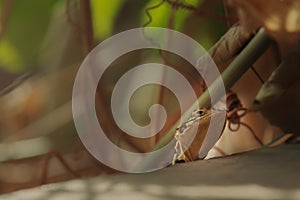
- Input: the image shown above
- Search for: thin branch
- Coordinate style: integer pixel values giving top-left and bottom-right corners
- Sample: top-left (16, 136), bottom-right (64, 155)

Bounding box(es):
top-left (79, 0), bottom-right (94, 53)
top-left (153, 1), bottom-right (177, 144)
top-left (0, 0), bottom-right (13, 39)
top-left (40, 150), bottom-right (80, 185)
top-left (0, 72), bottom-right (33, 97)
top-left (65, 0), bottom-right (82, 44)
top-left (250, 65), bottom-right (265, 84)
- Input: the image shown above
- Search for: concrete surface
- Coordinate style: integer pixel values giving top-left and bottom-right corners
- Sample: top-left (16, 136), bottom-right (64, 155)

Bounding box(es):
top-left (1, 144), bottom-right (300, 200)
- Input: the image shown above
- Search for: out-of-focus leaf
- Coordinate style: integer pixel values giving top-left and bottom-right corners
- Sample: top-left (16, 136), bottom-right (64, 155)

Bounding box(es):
top-left (181, 1), bottom-right (227, 50)
top-left (229, 0), bottom-right (300, 45)
top-left (0, 39), bottom-right (23, 71)
top-left (91, 0), bottom-right (124, 40)
top-left (139, 0), bottom-right (225, 50)
top-left (38, 1), bottom-right (84, 72)
top-left (0, 0), bottom-right (58, 72)
top-left (173, 0), bottom-right (202, 30)
top-left (253, 46), bottom-right (300, 134)
top-left (209, 24), bottom-right (253, 67)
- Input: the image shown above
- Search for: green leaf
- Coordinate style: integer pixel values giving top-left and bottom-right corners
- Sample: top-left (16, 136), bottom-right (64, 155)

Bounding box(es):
top-left (0, 39), bottom-right (23, 71)
top-left (91, 0), bottom-right (125, 40)
top-left (0, 0), bottom-right (58, 72)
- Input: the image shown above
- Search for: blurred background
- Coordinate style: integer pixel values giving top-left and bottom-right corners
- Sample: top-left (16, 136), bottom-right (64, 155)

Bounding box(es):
top-left (0, 0), bottom-right (231, 193)
top-left (2, 0), bottom-right (292, 195)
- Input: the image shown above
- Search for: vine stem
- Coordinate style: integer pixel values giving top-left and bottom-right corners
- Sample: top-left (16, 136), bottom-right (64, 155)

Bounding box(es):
top-left (152, 28), bottom-right (272, 151)
top-left (164, 0), bottom-right (236, 22)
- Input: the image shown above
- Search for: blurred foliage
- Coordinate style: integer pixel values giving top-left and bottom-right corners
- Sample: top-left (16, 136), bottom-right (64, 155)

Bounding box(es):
top-left (1, 1), bottom-right (299, 194)
top-left (0, 0), bottom-right (254, 194)
top-left (91, 0), bottom-right (125, 41)
top-left (0, 0), bottom-right (229, 166)
top-left (0, 0), bottom-right (229, 153)
top-left (0, 0), bottom-right (59, 72)
top-left (140, 0), bottom-right (201, 29)
top-left (0, 0), bottom-right (227, 72)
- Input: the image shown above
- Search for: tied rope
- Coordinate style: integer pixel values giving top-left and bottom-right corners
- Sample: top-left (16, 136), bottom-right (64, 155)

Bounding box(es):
top-left (226, 91), bottom-right (264, 146)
